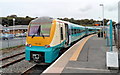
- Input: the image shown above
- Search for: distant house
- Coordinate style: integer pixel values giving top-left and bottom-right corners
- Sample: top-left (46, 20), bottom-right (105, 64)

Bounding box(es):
top-left (94, 22), bottom-right (101, 26)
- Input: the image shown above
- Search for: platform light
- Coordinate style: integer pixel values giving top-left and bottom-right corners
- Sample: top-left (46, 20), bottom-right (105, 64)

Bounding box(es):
top-left (99, 4), bottom-right (105, 38)
top-left (13, 18), bottom-right (15, 34)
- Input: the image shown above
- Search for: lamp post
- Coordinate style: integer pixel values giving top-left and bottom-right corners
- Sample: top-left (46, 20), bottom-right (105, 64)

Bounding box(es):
top-left (13, 18), bottom-right (15, 34)
top-left (100, 4), bottom-right (105, 38)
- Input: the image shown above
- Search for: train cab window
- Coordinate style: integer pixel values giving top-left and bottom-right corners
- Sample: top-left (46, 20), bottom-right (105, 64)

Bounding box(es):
top-left (28, 17), bottom-right (53, 37)
top-left (28, 23), bottom-right (52, 37)
top-left (28, 25), bottom-right (40, 36)
top-left (60, 27), bottom-right (63, 40)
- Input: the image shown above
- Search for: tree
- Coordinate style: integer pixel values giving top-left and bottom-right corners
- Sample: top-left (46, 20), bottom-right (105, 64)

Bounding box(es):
top-left (26, 16), bottom-right (30, 18)
top-left (7, 15), bottom-right (17, 18)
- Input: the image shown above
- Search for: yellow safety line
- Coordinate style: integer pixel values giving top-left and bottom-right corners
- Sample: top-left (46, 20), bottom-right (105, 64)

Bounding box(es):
top-left (70, 34), bottom-right (95, 61)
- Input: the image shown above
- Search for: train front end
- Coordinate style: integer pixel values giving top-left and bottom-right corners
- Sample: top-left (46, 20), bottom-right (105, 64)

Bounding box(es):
top-left (25, 17), bottom-right (57, 63)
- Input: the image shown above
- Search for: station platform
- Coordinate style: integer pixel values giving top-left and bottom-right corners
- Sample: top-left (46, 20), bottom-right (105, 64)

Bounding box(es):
top-left (42, 34), bottom-right (118, 74)
top-left (62, 35), bottom-right (110, 73)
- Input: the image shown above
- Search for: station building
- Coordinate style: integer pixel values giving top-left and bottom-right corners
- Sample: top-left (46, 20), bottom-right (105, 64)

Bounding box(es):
top-left (0, 25), bottom-right (28, 34)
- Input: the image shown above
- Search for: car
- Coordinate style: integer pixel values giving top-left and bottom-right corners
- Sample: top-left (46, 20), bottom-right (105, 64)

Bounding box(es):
top-left (15, 33), bottom-right (21, 37)
top-left (0, 33), bottom-right (3, 40)
top-left (2, 34), bottom-right (15, 40)
top-left (15, 33), bottom-right (26, 37)
top-left (20, 33), bottom-right (26, 37)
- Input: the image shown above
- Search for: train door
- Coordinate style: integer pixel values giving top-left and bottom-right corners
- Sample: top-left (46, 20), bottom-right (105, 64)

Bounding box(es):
top-left (59, 23), bottom-right (64, 43)
top-left (65, 23), bottom-right (69, 46)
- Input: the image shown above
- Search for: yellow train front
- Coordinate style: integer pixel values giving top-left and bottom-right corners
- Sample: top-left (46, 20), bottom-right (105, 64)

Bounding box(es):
top-left (25, 17), bottom-right (71, 63)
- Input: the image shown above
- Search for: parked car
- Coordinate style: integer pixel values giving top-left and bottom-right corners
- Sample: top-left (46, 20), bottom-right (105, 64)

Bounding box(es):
top-left (15, 33), bottom-right (26, 37)
top-left (0, 33), bottom-right (3, 40)
top-left (20, 33), bottom-right (26, 37)
top-left (2, 34), bottom-right (15, 40)
top-left (15, 33), bottom-right (21, 37)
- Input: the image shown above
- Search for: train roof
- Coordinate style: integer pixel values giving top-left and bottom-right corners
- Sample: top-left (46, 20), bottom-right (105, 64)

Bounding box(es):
top-left (69, 23), bottom-right (85, 28)
top-left (30, 17), bottom-right (54, 24)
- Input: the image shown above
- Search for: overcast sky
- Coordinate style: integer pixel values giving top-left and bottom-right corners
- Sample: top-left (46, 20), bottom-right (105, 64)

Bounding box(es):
top-left (0, 0), bottom-right (120, 22)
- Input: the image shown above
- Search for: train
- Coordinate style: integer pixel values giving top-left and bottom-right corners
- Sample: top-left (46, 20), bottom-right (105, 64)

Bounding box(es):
top-left (25, 17), bottom-right (101, 63)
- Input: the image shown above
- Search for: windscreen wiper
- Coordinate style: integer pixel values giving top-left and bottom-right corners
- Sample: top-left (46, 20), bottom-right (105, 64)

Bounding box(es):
top-left (40, 31), bottom-right (45, 39)
top-left (39, 25), bottom-right (45, 39)
top-left (32, 34), bottom-right (36, 38)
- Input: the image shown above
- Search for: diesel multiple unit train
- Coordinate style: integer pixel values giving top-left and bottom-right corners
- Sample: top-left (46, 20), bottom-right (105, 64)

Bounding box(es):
top-left (25, 17), bottom-right (100, 63)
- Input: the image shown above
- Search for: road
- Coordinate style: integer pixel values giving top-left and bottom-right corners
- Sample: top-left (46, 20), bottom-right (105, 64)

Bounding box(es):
top-left (0, 37), bottom-right (26, 49)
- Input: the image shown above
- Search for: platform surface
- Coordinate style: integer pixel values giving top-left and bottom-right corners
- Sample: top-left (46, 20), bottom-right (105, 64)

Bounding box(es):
top-left (42, 35), bottom-right (118, 74)
top-left (62, 35), bottom-right (116, 73)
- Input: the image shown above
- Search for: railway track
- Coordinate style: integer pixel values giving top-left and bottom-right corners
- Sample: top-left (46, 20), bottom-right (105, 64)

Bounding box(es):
top-left (21, 64), bottom-right (36, 74)
top-left (21, 64), bottom-right (49, 75)
top-left (1, 52), bottom-right (25, 68)
top-left (21, 48), bottom-right (68, 74)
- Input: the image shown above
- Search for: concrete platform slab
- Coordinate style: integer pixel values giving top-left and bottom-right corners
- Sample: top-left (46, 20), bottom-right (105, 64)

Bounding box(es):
top-left (62, 35), bottom-right (117, 73)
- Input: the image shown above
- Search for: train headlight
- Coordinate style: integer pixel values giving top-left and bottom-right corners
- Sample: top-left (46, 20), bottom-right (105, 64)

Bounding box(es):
top-left (29, 44), bottom-right (32, 47)
top-left (26, 44), bottom-right (32, 47)
top-left (45, 45), bottom-right (50, 48)
top-left (25, 42), bottom-right (28, 45)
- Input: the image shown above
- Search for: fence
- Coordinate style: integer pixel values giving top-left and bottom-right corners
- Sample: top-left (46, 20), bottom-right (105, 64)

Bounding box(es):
top-left (0, 37), bottom-right (26, 49)
top-left (113, 23), bottom-right (120, 51)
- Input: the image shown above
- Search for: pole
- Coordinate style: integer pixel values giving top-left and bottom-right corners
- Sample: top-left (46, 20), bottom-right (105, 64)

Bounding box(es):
top-left (103, 5), bottom-right (105, 38)
top-left (109, 20), bottom-right (113, 51)
top-left (13, 18), bottom-right (15, 35)
top-left (100, 4), bottom-right (104, 38)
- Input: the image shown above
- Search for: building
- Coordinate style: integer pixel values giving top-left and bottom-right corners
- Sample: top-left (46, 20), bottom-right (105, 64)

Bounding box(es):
top-left (0, 25), bottom-right (28, 34)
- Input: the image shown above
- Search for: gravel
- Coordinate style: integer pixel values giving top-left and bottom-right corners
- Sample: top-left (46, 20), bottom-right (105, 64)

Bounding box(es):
top-left (1, 60), bottom-right (35, 74)
top-left (1, 46), bottom-right (25, 59)
top-left (0, 46), bottom-right (29, 74)
top-left (2, 54), bottom-right (25, 66)
top-left (0, 45), bottom-right (47, 74)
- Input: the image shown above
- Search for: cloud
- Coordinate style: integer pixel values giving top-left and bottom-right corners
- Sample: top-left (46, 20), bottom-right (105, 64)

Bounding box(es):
top-left (0, 0), bottom-right (118, 22)
top-left (79, 5), bottom-right (92, 12)
top-left (105, 3), bottom-right (118, 12)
